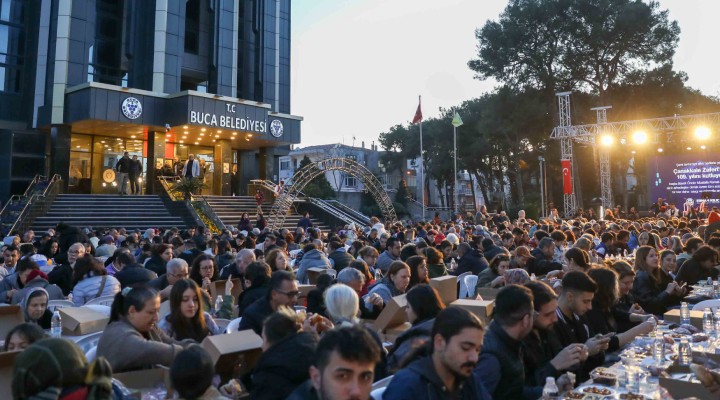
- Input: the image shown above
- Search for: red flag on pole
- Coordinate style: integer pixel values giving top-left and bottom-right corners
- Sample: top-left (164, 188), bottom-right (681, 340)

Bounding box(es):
top-left (412, 100), bottom-right (422, 124)
top-left (561, 159), bottom-right (573, 195)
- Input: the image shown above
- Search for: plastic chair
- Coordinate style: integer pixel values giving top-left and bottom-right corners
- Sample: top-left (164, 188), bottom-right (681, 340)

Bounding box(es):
top-left (370, 387), bottom-right (386, 400)
top-left (692, 299), bottom-right (720, 312)
top-left (456, 272), bottom-right (471, 298)
top-left (215, 318), bottom-right (231, 332)
top-left (47, 299), bottom-right (75, 312)
top-left (85, 346), bottom-right (97, 362)
top-left (225, 317), bottom-right (243, 333)
top-left (75, 332), bottom-right (103, 352)
top-left (85, 295), bottom-right (115, 307)
top-left (463, 274), bottom-right (479, 299)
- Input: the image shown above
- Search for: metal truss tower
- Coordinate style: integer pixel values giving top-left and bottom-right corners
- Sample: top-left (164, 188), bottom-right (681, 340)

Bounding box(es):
top-left (557, 92), bottom-right (577, 217)
top-left (592, 106), bottom-right (613, 209)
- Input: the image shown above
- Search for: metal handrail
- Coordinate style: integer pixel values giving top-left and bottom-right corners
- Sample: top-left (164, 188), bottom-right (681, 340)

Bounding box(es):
top-left (324, 199), bottom-right (371, 225)
top-left (405, 196), bottom-right (452, 211)
top-left (157, 176), bottom-right (225, 233)
top-left (307, 197), bottom-right (368, 227)
top-left (23, 174), bottom-right (47, 196)
top-left (10, 174), bottom-right (63, 234)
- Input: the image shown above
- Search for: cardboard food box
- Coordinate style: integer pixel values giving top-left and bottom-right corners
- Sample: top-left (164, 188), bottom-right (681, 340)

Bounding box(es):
top-left (373, 294), bottom-right (408, 332)
top-left (476, 287), bottom-right (500, 300)
top-left (307, 267), bottom-right (330, 284)
top-left (298, 284), bottom-right (316, 306)
top-left (209, 278), bottom-right (243, 300)
top-left (0, 305), bottom-right (23, 340)
top-left (659, 363), bottom-right (715, 399)
top-left (0, 351), bottom-right (19, 400)
top-left (451, 299), bottom-right (494, 325)
top-left (60, 306), bottom-right (109, 336)
top-left (113, 367), bottom-right (173, 399)
top-left (430, 275), bottom-right (458, 306)
top-left (201, 329), bottom-right (263, 379)
top-left (663, 309), bottom-right (704, 330)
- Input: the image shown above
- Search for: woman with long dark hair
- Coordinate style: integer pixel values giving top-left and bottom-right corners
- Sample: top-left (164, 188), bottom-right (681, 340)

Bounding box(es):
top-left (476, 253), bottom-right (510, 289)
top-left (406, 255), bottom-right (429, 290)
top-left (97, 286), bottom-right (191, 372)
top-left (423, 247), bottom-right (447, 278)
top-left (71, 254), bottom-right (121, 306)
top-left (145, 243), bottom-right (174, 276)
top-left (675, 245), bottom-right (720, 285)
top-left (631, 246), bottom-right (685, 315)
top-left (158, 279), bottom-right (221, 341)
top-left (586, 267), bottom-right (654, 352)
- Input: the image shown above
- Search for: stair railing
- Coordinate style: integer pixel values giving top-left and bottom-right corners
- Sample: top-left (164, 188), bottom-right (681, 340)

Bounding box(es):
top-left (11, 174), bottom-right (63, 234)
top-left (307, 197), bottom-right (369, 228)
top-left (157, 176), bottom-right (226, 233)
top-left (324, 199), bottom-right (371, 225)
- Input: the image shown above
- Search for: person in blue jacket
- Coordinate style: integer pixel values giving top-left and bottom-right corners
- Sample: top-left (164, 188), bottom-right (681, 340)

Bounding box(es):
top-left (382, 306), bottom-right (492, 400)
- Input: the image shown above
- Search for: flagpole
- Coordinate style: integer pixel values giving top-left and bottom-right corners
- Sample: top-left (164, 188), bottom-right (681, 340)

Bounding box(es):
top-left (453, 124), bottom-right (458, 217)
top-left (419, 96), bottom-right (426, 222)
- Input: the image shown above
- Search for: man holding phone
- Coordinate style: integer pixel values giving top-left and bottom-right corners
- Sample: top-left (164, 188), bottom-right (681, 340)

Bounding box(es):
top-left (553, 271), bottom-right (610, 381)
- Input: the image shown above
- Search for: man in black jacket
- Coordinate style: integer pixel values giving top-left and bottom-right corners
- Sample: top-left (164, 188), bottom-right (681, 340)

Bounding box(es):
top-left (114, 252), bottom-right (157, 288)
top-left (115, 151), bottom-right (132, 195)
top-left (251, 306), bottom-right (318, 400)
top-left (128, 155), bottom-right (142, 195)
top-left (327, 241), bottom-right (354, 272)
top-left (452, 242), bottom-right (488, 276)
top-left (529, 237), bottom-right (562, 276)
top-left (523, 281), bottom-right (584, 396)
top-left (480, 238), bottom-right (506, 262)
top-left (553, 271), bottom-right (610, 381)
top-left (238, 270), bottom-right (298, 335)
top-left (475, 285), bottom-right (535, 399)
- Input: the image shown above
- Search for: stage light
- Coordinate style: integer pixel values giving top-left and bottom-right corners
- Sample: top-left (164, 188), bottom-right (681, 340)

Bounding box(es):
top-left (632, 130), bottom-right (648, 144)
top-left (695, 126), bottom-right (711, 141)
top-left (631, 150), bottom-right (636, 154)
top-left (599, 134), bottom-right (614, 146)
top-left (657, 148), bottom-right (663, 153)
top-left (686, 146), bottom-right (692, 151)
top-left (701, 145), bottom-right (707, 150)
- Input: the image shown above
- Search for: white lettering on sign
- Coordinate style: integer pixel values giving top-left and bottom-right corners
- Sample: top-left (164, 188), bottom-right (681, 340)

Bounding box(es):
top-left (189, 103), bottom-right (268, 134)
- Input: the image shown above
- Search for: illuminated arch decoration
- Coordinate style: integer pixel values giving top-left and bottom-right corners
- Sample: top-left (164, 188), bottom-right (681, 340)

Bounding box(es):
top-left (269, 157), bottom-right (397, 230)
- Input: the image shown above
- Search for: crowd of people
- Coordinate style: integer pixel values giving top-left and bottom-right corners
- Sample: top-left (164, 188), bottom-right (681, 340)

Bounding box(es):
top-left (2, 203), bottom-right (720, 399)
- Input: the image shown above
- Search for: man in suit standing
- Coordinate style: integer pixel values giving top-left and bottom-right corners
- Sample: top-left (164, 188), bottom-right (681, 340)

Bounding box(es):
top-left (181, 154), bottom-right (200, 179)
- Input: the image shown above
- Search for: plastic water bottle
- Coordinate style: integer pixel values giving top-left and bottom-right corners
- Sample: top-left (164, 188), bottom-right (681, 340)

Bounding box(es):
top-left (704, 308), bottom-right (714, 334)
top-left (50, 311), bottom-right (62, 338)
top-left (374, 270), bottom-right (383, 282)
top-left (653, 331), bottom-right (665, 363)
top-left (681, 302), bottom-right (691, 326)
top-left (714, 309), bottom-right (720, 336)
top-left (542, 377), bottom-right (559, 399)
top-left (714, 281), bottom-right (720, 298)
top-left (214, 295), bottom-right (223, 316)
top-left (678, 337), bottom-right (691, 366)
top-left (449, 258), bottom-right (457, 271)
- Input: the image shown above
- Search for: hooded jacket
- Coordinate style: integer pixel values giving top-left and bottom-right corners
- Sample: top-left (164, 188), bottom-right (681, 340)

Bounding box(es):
top-left (383, 356), bottom-right (491, 400)
top-left (20, 287), bottom-right (53, 329)
top-left (296, 249), bottom-right (331, 284)
top-left (251, 332), bottom-right (318, 400)
top-left (12, 274), bottom-right (64, 305)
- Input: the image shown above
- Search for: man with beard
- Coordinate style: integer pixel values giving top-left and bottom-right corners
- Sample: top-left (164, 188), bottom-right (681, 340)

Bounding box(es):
top-left (288, 326), bottom-right (381, 400)
top-left (383, 307), bottom-right (491, 400)
top-left (474, 285), bottom-right (535, 399)
top-left (523, 281), bottom-right (585, 397)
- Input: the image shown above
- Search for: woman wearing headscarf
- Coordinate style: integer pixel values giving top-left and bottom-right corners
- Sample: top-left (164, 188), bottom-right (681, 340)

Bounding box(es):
top-left (12, 338), bottom-right (113, 400)
top-left (19, 287), bottom-right (53, 329)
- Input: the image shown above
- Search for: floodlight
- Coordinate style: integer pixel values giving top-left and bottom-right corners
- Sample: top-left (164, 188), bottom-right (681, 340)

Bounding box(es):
top-left (657, 148), bottom-right (663, 153)
top-left (686, 146), bottom-right (692, 151)
top-left (695, 126), bottom-right (711, 141)
top-left (632, 131), bottom-right (648, 144)
top-left (599, 134), bottom-right (614, 146)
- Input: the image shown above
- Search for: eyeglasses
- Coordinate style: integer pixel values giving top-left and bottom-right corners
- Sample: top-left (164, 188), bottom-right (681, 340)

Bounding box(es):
top-left (170, 272), bottom-right (189, 279)
top-left (276, 290), bottom-right (299, 298)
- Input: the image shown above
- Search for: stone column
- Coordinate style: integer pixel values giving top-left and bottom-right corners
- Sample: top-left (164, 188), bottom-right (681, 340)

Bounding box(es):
top-left (50, 124), bottom-right (71, 191)
top-left (214, 139), bottom-right (232, 195)
top-left (146, 131), bottom-right (166, 194)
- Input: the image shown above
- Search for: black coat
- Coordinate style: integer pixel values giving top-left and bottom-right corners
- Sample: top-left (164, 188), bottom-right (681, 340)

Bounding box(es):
top-left (56, 224), bottom-right (87, 254)
top-left (452, 249), bottom-right (489, 276)
top-left (522, 328), bottom-right (564, 390)
top-left (529, 248), bottom-right (562, 276)
top-left (115, 263), bottom-right (158, 289)
top-left (328, 250), bottom-right (354, 272)
top-left (251, 332), bottom-right (318, 400)
top-left (47, 264), bottom-right (73, 296)
top-left (676, 258), bottom-right (719, 286)
top-left (238, 284), bottom-right (268, 317)
top-left (238, 297), bottom-right (273, 335)
top-left (306, 287), bottom-right (328, 318)
top-left (631, 270), bottom-right (682, 316)
top-left (144, 256), bottom-right (167, 276)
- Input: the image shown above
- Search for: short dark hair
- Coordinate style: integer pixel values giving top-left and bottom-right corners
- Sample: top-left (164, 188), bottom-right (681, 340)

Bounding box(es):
top-left (246, 261), bottom-right (272, 287)
top-left (481, 238), bottom-right (494, 250)
top-left (4, 323), bottom-right (46, 351)
top-left (386, 237), bottom-right (401, 249)
top-left (561, 271), bottom-right (597, 294)
top-left (431, 306), bottom-right (484, 350)
top-left (314, 326), bottom-right (381, 372)
top-left (692, 246), bottom-right (719, 264)
top-left (684, 237), bottom-right (704, 253)
top-left (406, 284), bottom-right (445, 323)
top-left (616, 230), bottom-right (630, 241)
top-left (329, 241), bottom-right (344, 251)
top-left (116, 252), bottom-right (136, 266)
top-left (262, 306), bottom-right (301, 346)
top-left (550, 231), bottom-right (566, 242)
top-left (600, 232), bottom-right (616, 243)
top-left (171, 345), bottom-right (214, 399)
top-left (492, 285), bottom-right (534, 327)
top-left (525, 281), bottom-right (557, 311)
top-left (267, 270), bottom-right (295, 300)
top-left (538, 237), bottom-right (555, 251)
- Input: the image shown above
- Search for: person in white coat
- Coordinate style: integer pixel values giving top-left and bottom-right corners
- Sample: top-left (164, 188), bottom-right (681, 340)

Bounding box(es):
top-left (71, 254), bottom-right (120, 306)
top-left (181, 154), bottom-right (200, 178)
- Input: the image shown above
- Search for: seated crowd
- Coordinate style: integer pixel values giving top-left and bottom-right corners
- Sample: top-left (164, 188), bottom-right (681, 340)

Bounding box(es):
top-left (2, 207), bottom-right (720, 399)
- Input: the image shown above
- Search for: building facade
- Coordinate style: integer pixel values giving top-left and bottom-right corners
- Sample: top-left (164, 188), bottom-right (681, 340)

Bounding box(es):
top-left (0, 0), bottom-right (299, 199)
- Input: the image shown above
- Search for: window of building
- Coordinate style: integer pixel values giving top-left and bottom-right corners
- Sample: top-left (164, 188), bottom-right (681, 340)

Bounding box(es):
top-left (344, 175), bottom-right (356, 188)
top-left (280, 160), bottom-right (290, 171)
top-left (0, 3), bottom-right (25, 94)
top-left (88, 0), bottom-right (124, 85)
top-left (185, 0), bottom-right (200, 54)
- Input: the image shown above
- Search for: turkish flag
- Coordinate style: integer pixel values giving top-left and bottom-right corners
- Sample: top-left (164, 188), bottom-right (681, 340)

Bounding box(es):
top-left (412, 102), bottom-right (422, 124)
top-left (561, 159), bottom-right (573, 195)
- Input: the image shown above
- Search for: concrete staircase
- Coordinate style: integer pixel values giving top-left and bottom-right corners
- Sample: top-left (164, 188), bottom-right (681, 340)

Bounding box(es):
top-left (30, 194), bottom-right (188, 231)
top-left (203, 196), bottom-right (329, 231)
